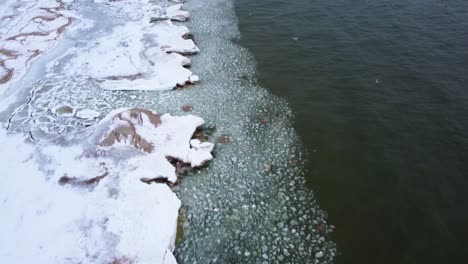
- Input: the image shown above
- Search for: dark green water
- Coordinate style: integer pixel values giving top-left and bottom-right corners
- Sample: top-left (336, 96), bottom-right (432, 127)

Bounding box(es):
top-left (234, 0), bottom-right (468, 263)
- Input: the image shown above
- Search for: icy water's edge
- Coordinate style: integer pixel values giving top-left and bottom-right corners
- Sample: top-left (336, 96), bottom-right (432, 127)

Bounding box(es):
top-left (0, 0), bottom-right (337, 262)
top-left (173, 0), bottom-right (336, 262)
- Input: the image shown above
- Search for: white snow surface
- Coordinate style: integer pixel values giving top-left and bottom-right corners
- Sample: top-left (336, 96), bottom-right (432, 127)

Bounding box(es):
top-left (95, 108), bottom-right (215, 182)
top-left (0, 109), bottom-right (214, 263)
top-left (166, 4), bottom-right (191, 22)
top-left (55, 19), bottom-right (199, 91)
top-left (0, 1), bottom-right (209, 262)
top-left (154, 4), bottom-right (191, 22)
top-left (47, 0), bottom-right (200, 91)
top-left (0, 0), bottom-right (200, 95)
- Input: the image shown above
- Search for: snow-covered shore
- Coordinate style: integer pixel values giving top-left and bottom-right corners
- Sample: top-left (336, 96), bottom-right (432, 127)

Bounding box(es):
top-left (0, 128), bottom-right (181, 264)
top-left (0, 108), bottom-right (214, 263)
top-left (0, 0), bottom-right (337, 263)
top-left (0, 0), bottom-right (210, 263)
top-left (1, 0), bottom-right (200, 94)
top-left (48, 0), bottom-right (200, 92)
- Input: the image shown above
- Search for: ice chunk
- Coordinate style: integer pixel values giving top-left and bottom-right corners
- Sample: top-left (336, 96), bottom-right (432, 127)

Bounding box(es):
top-left (189, 74), bottom-right (200, 83)
top-left (76, 109), bottom-right (101, 119)
top-left (165, 4), bottom-right (190, 22)
top-left (151, 4), bottom-right (190, 22)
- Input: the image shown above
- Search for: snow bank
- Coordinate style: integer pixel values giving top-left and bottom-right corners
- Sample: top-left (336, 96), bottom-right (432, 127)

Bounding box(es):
top-left (0, 109), bottom-right (214, 263)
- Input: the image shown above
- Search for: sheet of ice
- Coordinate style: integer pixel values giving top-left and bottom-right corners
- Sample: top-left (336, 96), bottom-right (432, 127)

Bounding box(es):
top-left (0, 0), bottom-right (75, 94)
top-left (0, 106), bottom-right (214, 263)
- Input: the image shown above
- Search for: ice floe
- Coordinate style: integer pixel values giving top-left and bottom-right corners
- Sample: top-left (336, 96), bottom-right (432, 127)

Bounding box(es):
top-left (76, 109), bottom-right (101, 119)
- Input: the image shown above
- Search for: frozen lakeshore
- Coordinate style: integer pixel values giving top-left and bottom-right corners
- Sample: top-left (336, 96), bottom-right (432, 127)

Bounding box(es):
top-left (0, 0), bottom-right (336, 263)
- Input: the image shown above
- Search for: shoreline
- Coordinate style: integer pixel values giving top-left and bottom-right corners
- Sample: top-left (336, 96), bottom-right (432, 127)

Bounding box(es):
top-left (0, 0), bottom-right (336, 263)
top-left (0, 1), bottom-right (214, 262)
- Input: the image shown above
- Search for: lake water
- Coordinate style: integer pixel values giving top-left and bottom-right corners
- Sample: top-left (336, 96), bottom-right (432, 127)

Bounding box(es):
top-left (234, 0), bottom-right (468, 263)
